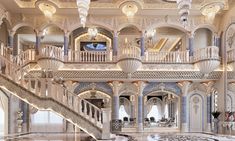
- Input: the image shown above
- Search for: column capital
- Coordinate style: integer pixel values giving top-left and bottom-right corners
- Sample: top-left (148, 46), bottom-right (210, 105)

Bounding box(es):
top-left (177, 81), bottom-right (192, 96)
top-left (133, 81), bottom-right (147, 96)
top-left (187, 31), bottom-right (195, 38)
top-left (8, 30), bottom-right (16, 37)
top-left (64, 30), bottom-right (70, 37)
top-left (201, 81), bottom-right (215, 95)
top-left (63, 81), bottom-right (78, 92)
top-left (108, 81), bottom-right (123, 96)
top-left (113, 30), bottom-right (120, 37)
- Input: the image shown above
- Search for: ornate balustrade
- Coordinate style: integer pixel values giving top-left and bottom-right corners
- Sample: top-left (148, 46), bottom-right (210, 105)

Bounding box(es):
top-left (39, 45), bottom-right (64, 61)
top-left (0, 53), bottom-right (108, 139)
top-left (13, 49), bottom-right (36, 66)
top-left (194, 46), bottom-right (220, 74)
top-left (117, 45), bottom-right (142, 73)
top-left (68, 50), bottom-right (111, 62)
top-left (144, 50), bottom-right (190, 63)
top-left (0, 45), bottom-right (11, 59)
top-left (194, 46), bottom-right (220, 62)
top-left (37, 45), bottom-right (64, 70)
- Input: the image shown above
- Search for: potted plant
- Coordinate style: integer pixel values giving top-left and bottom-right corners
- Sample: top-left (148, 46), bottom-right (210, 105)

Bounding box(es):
top-left (211, 111), bottom-right (221, 119)
top-left (211, 111), bottom-right (221, 134)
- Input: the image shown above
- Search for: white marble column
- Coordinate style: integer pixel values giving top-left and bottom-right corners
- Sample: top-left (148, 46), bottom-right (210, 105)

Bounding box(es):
top-left (113, 31), bottom-right (119, 57)
top-left (110, 81), bottom-right (122, 120)
top-left (177, 81), bottom-right (192, 132)
top-left (202, 81), bottom-right (215, 132)
top-left (140, 31), bottom-right (145, 56)
top-left (134, 81), bottom-right (146, 132)
top-left (64, 31), bottom-right (70, 61)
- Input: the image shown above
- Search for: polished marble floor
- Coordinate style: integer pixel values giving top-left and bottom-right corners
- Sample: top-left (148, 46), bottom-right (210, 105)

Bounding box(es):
top-left (1, 133), bottom-right (235, 141)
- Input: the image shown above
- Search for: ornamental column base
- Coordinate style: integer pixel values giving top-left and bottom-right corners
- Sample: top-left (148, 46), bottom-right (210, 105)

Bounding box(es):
top-left (181, 123), bottom-right (188, 132)
top-left (138, 123), bottom-right (144, 132)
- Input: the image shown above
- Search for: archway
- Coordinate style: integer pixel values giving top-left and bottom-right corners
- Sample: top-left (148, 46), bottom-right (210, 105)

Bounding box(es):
top-left (144, 90), bottom-right (180, 128)
top-left (0, 90), bottom-right (9, 136)
top-left (119, 97), bottom-right (131, 121)
top-left (189, 94), bottom-right (204, 132)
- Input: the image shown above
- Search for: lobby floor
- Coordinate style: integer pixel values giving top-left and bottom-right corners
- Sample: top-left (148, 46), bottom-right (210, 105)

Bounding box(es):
top-left (1, 132), bottom-right (235, 141)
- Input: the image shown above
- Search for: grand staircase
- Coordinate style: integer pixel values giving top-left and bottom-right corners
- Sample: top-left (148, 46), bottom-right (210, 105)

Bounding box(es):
top-left (0, 48), bottom-right (110, 140)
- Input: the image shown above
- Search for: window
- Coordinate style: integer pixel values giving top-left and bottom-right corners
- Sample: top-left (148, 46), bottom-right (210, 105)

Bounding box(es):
top-left (32, 110), bottom-right (63, 124)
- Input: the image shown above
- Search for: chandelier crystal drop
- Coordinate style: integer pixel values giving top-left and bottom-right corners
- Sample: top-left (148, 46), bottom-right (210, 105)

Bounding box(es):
top-left (177, 0), bottom-right (192, 26)
top-left (76, 0), bottom-right (91, 27)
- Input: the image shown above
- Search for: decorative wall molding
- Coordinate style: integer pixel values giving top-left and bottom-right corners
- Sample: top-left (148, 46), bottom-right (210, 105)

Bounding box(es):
top-left (27, 70), bottom-right (223, 81)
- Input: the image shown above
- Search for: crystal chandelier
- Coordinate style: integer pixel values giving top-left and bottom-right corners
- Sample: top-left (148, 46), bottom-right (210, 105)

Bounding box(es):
top-left (38, 2), bottom-right (56, 18)
top-left (121, 2), bottom-right (138, 21)
top-left (88, 27), bottom-right (98, 40)
top-left (177, 0), bottom-right (192, 26)
top-left (76, 0), bottom-right (90, 27)
top-left (200, 2), bottom-right (224, 24)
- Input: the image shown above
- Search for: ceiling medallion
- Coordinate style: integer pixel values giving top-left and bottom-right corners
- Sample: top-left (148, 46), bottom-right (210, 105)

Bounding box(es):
top-left (36, 1), bottom-right (56, 18)
top-left (76, 0), bottom-right (91, 27)
top-left (121, 1), bottom-right (138, 21)
top-left (176, 0), bottom-right (192, 26)
top-left (200, 2), bottom-right (224, 23)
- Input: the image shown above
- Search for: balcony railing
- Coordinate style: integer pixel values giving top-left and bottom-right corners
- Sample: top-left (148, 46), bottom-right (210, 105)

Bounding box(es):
top-left (39, 45), bottom-right (64, 61)
top-left (1, 45), bottom-right (223, 68)
top-left (68, 50), bottom-right (111, 62)
top-left (13, 49), bottom-right (35, 66)
top-left (194, 46), bottom-right (220, 62)
top-left (144, 50), bottom-right (190, 63)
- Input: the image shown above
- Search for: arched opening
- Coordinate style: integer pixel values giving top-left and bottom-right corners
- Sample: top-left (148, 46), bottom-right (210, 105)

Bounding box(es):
top-left (144, 91), bottom-right (179, 128)
top-left (119, 97), bottom-right (131, 121)
top-left (119, 25), bottom-right (141, 47)
top-left (194, 28), bottom-right (213, 50)
top-left (72, 27), bottom-right (113, 62)
top-left (14, 26), bottom-right (35, 55)
top-left (146, 27), bottom-right (186, 52)
top-left (0, 90), bottom-right (8, 136)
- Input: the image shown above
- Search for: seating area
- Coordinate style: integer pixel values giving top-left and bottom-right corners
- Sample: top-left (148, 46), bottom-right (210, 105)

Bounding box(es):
top-left (122, 117), bottom-right (176, 128)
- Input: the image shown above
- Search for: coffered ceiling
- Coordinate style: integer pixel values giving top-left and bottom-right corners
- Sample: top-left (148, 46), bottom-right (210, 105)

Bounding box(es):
top-left (0, 0), bottom-right (232, 16)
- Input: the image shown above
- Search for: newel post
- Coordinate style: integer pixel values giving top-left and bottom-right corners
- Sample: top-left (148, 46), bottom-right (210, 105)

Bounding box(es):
top-left (101, 108), bottom-right (111, 140)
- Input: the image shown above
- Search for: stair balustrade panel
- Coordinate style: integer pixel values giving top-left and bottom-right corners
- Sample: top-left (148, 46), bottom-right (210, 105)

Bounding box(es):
top-left (0, 53), bottom-right (103, 129)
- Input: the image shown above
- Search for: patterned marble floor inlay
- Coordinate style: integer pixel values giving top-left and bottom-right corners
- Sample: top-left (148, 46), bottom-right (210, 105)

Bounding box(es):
top-left (1, 133), bottom-right (235, 141)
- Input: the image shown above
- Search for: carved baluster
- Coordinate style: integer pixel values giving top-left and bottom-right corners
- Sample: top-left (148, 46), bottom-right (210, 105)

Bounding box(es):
top-left (84, 101), bottom-right (87, 116)
top-left (40, 79), bottom-right (46, 97)
top-left (94, 109), bottom-right (97, 124)
top-left (27, 79), bottom-right (31, 91)
top-left (35, 80), bottom-right (39, 96)
top-left (89, 105), bottom-right (93, 120)
top-left (74, 97), bottom-right (78, 112)
top-left (47, 79), bottom-right (52, 97)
